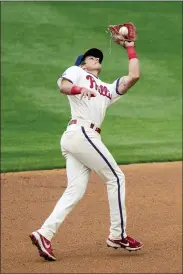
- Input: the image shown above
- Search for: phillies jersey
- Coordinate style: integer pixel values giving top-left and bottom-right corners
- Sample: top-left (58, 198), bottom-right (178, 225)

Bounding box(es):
top-left (57, 66), bottom-right (123, 127)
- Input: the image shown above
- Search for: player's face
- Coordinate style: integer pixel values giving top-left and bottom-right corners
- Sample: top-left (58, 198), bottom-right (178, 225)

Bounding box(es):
top-left (83, 56), bottom-right (102, 72)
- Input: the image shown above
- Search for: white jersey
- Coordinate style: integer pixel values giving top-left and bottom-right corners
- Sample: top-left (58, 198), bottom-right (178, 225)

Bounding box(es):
top-left (57, 66), bottom-right (123, 127)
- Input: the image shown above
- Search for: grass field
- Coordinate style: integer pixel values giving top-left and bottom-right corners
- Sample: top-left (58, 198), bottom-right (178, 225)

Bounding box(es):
top-left (1, 1), bottom-right (182, 172)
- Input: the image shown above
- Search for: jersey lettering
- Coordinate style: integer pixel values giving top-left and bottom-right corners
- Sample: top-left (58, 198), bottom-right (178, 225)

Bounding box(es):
top-left (58, 66), bottom-right (122, 126)
top-left (86, 75), bottom-right (111, 100)
top-left (86, 75), bottom-right (96, 89)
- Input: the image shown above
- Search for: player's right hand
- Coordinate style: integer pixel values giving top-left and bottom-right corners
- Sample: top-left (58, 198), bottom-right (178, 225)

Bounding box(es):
top-left (80, 88), bottom-right (97, 100)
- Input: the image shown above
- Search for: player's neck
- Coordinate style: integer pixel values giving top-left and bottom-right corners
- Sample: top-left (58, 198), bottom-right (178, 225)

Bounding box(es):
top-left (85, 69), bottom-right (99, 78)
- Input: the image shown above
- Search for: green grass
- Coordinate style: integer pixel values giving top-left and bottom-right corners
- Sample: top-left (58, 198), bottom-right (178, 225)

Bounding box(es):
top-left (1, 1), bottom-right (182, 172)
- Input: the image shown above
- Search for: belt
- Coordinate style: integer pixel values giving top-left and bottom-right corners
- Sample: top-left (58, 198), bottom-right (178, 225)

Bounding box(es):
top-left (68, 119), bottom-right (101, 134)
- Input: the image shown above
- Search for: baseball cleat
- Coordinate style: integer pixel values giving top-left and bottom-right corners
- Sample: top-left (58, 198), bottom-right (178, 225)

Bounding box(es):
top-left (107, 235), bottom-right (143, 251)
top-left (29, 231), bottom-right (56, 261)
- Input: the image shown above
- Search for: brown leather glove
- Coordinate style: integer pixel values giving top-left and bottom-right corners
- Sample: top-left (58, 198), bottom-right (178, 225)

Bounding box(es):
top-left (107, 22), bottom-right (137, 46)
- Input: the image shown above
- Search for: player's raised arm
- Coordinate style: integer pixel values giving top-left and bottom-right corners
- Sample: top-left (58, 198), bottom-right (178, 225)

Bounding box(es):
top-left (117, 41), bottom-right (140, 95)
top-left (108, 22), bottom-right (140, 95)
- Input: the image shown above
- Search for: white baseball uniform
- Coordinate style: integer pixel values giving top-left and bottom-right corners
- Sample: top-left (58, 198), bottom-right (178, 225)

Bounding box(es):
top-left (38, 65), bottom-right (127, 241)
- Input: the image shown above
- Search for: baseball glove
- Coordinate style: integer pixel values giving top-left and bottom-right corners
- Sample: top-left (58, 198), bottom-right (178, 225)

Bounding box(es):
top-left (107, 22), bottom-right (137, 46)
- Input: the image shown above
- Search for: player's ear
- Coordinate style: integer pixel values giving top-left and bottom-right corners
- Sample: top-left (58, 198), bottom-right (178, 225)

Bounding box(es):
top-left (80, 61), bottom-right (86, 69)
top-left (80, 61), bottom-right (86, 66)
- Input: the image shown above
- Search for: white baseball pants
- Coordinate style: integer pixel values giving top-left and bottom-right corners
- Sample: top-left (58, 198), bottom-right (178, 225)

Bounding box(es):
top-left (38, 123), bottom-right (127, 241)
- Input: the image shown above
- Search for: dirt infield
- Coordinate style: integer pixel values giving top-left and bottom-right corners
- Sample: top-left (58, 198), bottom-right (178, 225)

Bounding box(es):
top-left (1, 162), bottom-right (182, 273)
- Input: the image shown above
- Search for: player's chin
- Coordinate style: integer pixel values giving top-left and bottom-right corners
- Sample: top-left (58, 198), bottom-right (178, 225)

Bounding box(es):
top-left (96, 64), bottom-right (102, 72)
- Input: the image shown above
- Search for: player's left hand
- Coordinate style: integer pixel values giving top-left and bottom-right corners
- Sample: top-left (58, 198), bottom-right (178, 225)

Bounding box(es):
top-left (107, 22), bottom-right (136, 47)
top-left (122, 41), bottom-right (135, 48)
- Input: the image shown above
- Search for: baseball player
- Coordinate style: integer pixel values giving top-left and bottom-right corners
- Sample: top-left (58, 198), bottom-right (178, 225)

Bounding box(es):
top-left (30, 23), bottom-right (143, 261)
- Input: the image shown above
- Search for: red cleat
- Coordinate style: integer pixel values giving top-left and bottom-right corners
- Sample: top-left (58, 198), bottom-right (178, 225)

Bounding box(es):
top-left (107, 235), bottom-right (143, 251)
top-left (29, 231), bottom-right (56, 261)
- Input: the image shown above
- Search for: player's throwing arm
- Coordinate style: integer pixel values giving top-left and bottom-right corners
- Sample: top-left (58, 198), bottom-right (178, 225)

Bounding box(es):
top-left (61, 80), bottom-right (97, 100)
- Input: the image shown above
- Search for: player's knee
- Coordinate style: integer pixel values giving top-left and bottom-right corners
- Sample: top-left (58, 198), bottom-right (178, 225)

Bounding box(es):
top-left (114, 171), bottom-right (125, 184)
top-left (115, 171), bottom-right (125, 185)
top-left (73, 186), bottom-right (86, 204)
top-left (108, 171), bottom-right (125, 186)
top-left (64, 183), bottom-right (86, 204)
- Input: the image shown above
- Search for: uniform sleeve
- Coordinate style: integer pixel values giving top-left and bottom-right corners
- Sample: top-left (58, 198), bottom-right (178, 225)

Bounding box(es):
top-left (109, 77), bottom-right (124, 105)
top-left (57, 66), bottom-right (81, 88)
